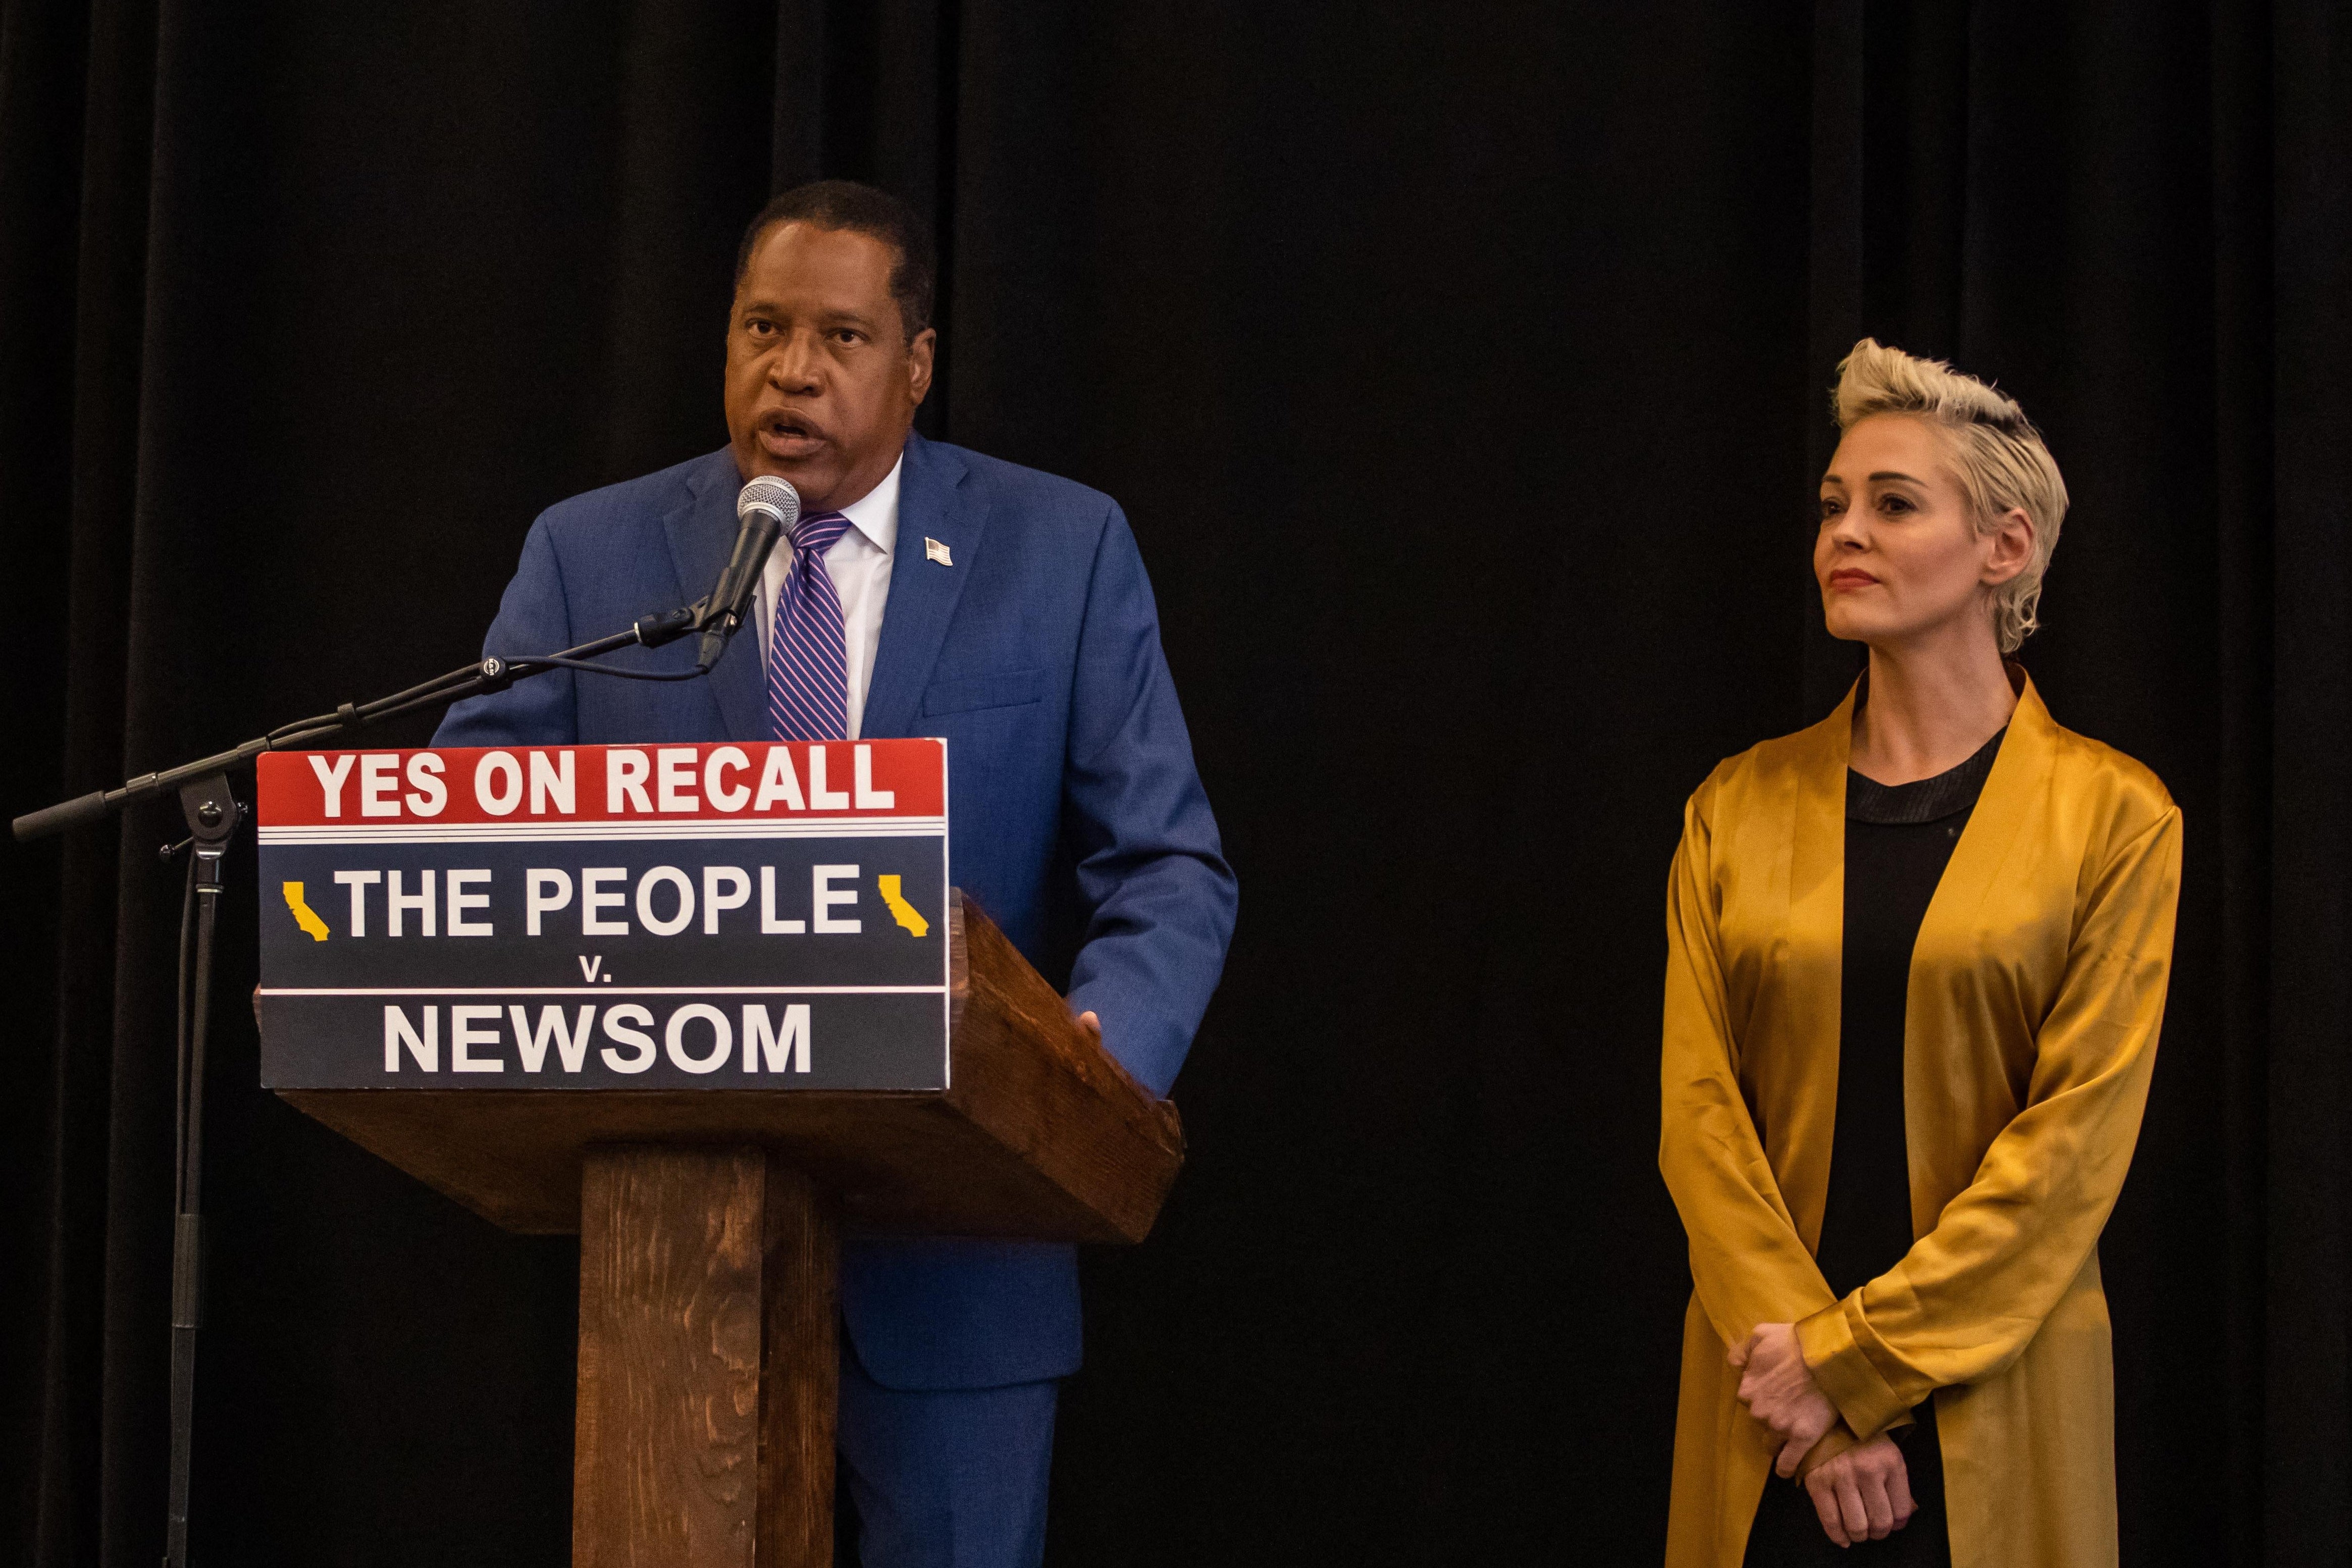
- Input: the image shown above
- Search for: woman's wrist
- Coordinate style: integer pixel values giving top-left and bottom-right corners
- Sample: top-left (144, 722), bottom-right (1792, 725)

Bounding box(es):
top-left (1795, 1298), bottom-right (1908, 1440)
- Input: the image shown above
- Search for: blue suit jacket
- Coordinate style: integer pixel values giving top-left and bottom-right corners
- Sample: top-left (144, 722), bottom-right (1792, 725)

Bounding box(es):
top-left (435, 433), bottom-right (1236, 1389)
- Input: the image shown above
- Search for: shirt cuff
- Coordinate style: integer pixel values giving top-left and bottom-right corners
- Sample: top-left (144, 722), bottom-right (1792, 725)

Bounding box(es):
top-left (1796, 1296), bottom-right (1909, 1441)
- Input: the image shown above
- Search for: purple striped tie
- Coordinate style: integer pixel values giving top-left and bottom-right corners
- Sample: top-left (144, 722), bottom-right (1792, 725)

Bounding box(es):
top-left (765, 510), bottom-right (854, 741)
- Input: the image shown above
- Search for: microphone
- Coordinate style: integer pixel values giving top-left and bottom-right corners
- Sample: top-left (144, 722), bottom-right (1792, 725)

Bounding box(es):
top-left (696, 476), bottom-right (801, 671)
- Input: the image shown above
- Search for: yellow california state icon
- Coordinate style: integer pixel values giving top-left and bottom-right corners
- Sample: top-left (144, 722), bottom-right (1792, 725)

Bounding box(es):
top-left (281, 881), bottom-right (330, 942)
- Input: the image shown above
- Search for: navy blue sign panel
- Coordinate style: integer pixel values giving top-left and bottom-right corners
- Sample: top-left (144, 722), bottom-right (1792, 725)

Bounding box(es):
top-left (254, 740), bottom-right (951, 1091)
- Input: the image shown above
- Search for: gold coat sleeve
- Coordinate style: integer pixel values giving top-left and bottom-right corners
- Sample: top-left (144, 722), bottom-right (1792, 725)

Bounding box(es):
top-left (1660, 780), bottom-right (1842, 1344)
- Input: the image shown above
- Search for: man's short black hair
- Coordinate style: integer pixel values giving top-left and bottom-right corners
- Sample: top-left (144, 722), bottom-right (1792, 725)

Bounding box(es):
top-left (733, 180), bottom-right (936, 342)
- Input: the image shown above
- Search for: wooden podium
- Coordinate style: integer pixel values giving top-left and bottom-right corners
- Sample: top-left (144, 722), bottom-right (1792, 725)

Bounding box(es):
top-left (274, 896), bottom-right (1179, 1565)
top-left (251, 742), bottom-right (1182, 1565)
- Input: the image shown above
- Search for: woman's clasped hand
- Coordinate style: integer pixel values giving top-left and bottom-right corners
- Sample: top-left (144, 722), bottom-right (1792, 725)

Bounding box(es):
top-left (1730, 1322), bottom-right (1917, 1546)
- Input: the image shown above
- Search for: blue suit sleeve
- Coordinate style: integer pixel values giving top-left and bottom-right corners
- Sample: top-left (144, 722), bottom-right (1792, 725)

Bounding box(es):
top-left (433, 516), bottom-right (582, 747)
top-left (1060, 505), bottom-right (1238, 1097)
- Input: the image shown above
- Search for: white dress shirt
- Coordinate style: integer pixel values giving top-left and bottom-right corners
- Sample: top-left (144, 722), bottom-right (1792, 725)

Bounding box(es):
top-left (756, 456), bottom-right (900, 740)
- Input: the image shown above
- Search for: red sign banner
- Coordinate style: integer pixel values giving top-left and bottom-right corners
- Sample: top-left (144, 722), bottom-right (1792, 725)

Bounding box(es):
top-left (256, 739), bottom-right (946, 828)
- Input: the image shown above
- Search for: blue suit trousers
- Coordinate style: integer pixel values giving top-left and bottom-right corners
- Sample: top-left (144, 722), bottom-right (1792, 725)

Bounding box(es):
top-left (839, 1342), bottom-right (1058, 1568)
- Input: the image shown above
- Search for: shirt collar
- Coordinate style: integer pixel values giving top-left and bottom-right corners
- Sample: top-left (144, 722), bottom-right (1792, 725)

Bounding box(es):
top-left (833, 455), bottom-right (902, 555)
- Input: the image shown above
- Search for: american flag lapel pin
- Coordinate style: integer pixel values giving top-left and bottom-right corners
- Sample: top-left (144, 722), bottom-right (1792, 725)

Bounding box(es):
top-left (925, 537), bottom-right (953, 566)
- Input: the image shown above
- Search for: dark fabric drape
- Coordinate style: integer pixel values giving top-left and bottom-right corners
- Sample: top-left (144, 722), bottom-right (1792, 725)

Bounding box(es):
top-left (1, 3), bottom-right (2342, 1563)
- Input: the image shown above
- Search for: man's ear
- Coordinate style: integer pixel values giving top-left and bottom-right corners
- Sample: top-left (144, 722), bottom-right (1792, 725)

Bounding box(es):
top-left (907, 327), bottom-right (937, 406)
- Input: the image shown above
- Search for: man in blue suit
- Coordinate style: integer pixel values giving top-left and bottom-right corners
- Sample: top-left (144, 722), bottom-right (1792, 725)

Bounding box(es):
top-left (435, 181), bottom-right (1236, 1566)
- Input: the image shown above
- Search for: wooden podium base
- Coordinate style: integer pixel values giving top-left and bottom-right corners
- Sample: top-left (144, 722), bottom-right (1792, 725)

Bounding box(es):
top-left (573, 1146), bottom-right (839, 1568)
top-left (270, 899), bottom-right (1184, 1564)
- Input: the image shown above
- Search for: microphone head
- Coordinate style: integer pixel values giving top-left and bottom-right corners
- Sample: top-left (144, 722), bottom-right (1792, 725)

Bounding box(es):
top-left (737, 476), bottom-right (801, 532)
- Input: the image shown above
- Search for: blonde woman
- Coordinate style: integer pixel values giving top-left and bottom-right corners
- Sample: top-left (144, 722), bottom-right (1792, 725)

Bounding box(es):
top-left (1658, 341), bottom-right (2182, 1567)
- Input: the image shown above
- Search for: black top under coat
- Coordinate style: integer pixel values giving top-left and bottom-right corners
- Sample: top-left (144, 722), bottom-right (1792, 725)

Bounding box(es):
top-left (1744, 725), bottom-right (2004, 1568)
top-left (1815, 724), bottom-right (2006, 1298)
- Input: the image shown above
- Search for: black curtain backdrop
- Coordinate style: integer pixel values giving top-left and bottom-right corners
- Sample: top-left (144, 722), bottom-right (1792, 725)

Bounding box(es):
top-left (2, 3), bottom-right (2344, 1563)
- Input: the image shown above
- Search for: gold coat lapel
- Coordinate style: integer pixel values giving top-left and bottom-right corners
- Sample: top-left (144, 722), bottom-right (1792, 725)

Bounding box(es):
top-left (1773, 686), bottom-right (1852, 1248)
top-left (1903, 673), bottom-right (2059, 1224)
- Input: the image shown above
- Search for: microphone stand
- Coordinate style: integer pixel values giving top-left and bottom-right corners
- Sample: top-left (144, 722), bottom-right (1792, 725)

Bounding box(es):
top-left (12, 598), bottom-right (712, 1568)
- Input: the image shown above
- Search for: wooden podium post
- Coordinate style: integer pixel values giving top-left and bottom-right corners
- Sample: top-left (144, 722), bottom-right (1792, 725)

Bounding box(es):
top-left (572, 1147), bottom-right (837, 1567)
top-left (271, 896), bottom-right (1182, 1565)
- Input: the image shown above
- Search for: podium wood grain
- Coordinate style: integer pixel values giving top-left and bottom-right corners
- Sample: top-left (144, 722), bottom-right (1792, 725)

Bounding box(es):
top-left (757, 1164), bottom-right (837, 1568)
top-left (573, 1148), bottom-right (838, 1568)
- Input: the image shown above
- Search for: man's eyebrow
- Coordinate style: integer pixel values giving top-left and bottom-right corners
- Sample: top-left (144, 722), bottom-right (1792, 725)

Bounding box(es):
top-left (733, 298), bottom-right (881, 326)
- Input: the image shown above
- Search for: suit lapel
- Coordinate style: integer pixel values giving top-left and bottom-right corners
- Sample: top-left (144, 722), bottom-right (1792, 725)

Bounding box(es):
top-left (664, 450), bottom-right (769, 743)
top-left (863, 433), bottom-right (985, 739)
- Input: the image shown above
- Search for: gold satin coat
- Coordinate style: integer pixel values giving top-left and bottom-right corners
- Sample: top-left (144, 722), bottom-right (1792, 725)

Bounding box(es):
top-left (1658, 676), bottom-right (2181, 1568)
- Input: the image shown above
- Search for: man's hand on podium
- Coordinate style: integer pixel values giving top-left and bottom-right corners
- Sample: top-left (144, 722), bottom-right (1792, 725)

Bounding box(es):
top-left (1074, 1009), bottom-right (1102, 1047)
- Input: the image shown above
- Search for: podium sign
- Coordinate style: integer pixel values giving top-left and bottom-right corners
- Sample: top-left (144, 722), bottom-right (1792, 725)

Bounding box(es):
top-left (256, 740), bottom-right (950, 1092)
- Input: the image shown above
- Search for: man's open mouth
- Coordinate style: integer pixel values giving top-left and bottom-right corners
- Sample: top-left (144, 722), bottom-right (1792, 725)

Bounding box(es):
top-left (759, 411), bottom-right (826, 453)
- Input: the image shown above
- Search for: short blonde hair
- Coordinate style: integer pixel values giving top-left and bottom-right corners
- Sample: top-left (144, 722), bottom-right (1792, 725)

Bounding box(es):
top-left (1832, 338), bottom-right (2069, 654)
